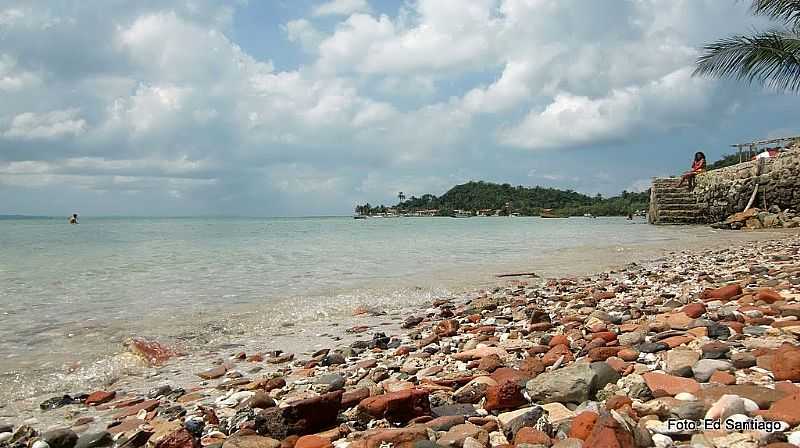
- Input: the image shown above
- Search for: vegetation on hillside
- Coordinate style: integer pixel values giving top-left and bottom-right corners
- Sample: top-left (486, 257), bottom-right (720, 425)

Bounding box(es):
top-left (356, 181), bottom-right (649, 217)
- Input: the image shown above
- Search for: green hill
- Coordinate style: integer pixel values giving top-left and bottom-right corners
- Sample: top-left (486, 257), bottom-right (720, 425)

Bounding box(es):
top-left (356, 181), bottom-right (649, 217)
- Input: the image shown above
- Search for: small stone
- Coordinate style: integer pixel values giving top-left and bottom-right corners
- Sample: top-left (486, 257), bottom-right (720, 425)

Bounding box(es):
top-left (197, 366), bottom-right (226, 380)
top-left (567, 411), bottom-right (597, 440)
top-left (85, 391), bottom-right (115, 406)
top-left (315, 374), bottom-right (345, 392)
top-left (294, 436), bottom-right (332, 448)
top-left (43, 429), bottom-right (78, 448)
top-left (642, 372), bottom-right (700, 396)
top-left (692, 359), bottom-right (733, 382)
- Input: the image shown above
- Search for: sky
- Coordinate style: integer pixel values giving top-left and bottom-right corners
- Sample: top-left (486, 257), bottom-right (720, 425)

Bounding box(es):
top-left (0, 0), bottom-right (797, 216)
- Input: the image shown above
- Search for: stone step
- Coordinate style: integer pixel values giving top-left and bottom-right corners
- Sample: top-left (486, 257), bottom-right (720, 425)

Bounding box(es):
top-left (656, 209), bottom-right (705, 217)
top-left (652, 178), bottom-right (681, 184)
top-left (655, 197), bottom-right (698, 205)
top-left (652, 187), bottom-right (693, 194)
top-left (654, 195), bottom-right (699, 202)
top-left (656, 203), bottom-right (704, 211)
top-left (653, 217), bottom-right (706, 225)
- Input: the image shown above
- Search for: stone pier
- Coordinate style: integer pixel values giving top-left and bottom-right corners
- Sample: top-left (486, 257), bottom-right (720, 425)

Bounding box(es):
top-left (649, 147), bottom-right (800, 225)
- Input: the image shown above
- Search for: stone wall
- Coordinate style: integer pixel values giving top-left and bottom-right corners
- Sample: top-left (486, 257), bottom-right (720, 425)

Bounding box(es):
top-left (693, 147), bottom-right (800, 223)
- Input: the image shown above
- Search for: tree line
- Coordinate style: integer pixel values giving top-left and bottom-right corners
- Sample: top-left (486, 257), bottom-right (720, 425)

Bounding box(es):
top-left (356, 181), bottom-right (650, 217)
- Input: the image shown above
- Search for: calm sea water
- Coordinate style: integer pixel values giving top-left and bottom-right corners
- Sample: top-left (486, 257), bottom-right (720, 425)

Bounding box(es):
top-left (0, 216), bottom-right (765, 403)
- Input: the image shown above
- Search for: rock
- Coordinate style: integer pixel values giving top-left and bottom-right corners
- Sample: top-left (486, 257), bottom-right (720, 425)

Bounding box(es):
top-left (155, 428), bottom-right (198, 448)
top-left (730, 352), bottom-right (756, 369)
top-left (566, 411), bottom-right (596, 441)
top-left (671, 401), bottom-right (705, 420)
top-left (682, 303), bottom-right (706, 319)
top-left (315, 374), bottom-right (345, 392)
top-left (539, 403), bottom-right (575, 425)
top-left (294, 436), bottom-right (332, 448)
top-left (696, 385), bottom-right (784, 410)
top-left (74, 432), bottom-right (113, 448)
top-left (617, 349), bottom-right (639, 362)
top-left (197, 366), bottom-right (227, 380)
top-left (757, 392), bottom-right (800, 426)
top-left (700, 284), bottom-right (742, 301)
top-left (126, 337), bottom-right (178, 366)
top-left (638, 342), bottom-right (668, 353)
top-left (438, 423), bottom-right (488, 448)
top-left (431, 404), bottom-right (478, 418)
top-left (435, 320), bottom-right (460, 337)
top-left (85, 391), bottom-right (116, 406)
top-left (772, 345), bottom-right (800, 381)
top-left (552, 440), bottom-right (583, 448)
top-left (259, 390), bottom-right (342, 438)
top-left (709, 370), bottom-right (736, 385)
top-left (453, 347), bottom-right (507, 362)
top-left (321, 352), bottom-right (345, 366)
top-left (341, 388), bottom-right (371, 409)
top-left (359, 389), bottom-right (430, 424)
top-left (242, 391), bottom-right (276, 409)
top-left (705, 395), bottom-right (752, 421)
top-left (40, 395), bottom-right (76, 410)
top-left (501, 407), bottom-right (549, 440)
top-left (583, 414), bottom-right (634, 448)
top-left (618, 331), bottom-right (645, 347)
top-left (755, 288), bottom-right (784, 304)
top-left (43, 429), bottom-right (78, 448)
top-left (453, 377), bottom-right (495, 404)
top-left (513, 428), bottom-right (551, 447)
top-left (477, 354), bottom-right (504, 372)
top-left (700, 341), bottom-right (730, 359)
top-left (361, 426), bottom-right (428, 448)
top-left (525, 362), bottom-right (616, 404)
top-left (642, 372), bottom-right (700, 396)
top-left (403, 316), bottom-right (424, 328)
top-left (222, 435), bottom-right (280, 448)
top-left (426, 416), bottom-right (465, 432)
top-left (484, 380), bottom-right (528, 412)
top-left (664, 349), bottom-right (700, 376)
top-left (692, 359), bottom-right (733, 382)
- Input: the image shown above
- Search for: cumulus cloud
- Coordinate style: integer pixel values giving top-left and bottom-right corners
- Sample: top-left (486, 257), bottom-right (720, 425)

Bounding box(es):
top-left (3, 109), bottom-right (87, 140)
top-left (0, 0), bottom-right (794, 215)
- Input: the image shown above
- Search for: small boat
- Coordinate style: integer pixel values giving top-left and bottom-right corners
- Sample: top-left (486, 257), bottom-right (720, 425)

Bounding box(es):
top-left (353, 215), bottom-right (367, 220)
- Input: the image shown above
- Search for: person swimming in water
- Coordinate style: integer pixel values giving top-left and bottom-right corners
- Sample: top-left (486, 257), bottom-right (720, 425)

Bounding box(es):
top-left (69, 213), bottom-right (78, 224)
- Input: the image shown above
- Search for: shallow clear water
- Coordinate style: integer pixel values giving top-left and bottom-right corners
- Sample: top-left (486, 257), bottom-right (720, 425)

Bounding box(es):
top-left (0, 216), bottom-right (774, 402)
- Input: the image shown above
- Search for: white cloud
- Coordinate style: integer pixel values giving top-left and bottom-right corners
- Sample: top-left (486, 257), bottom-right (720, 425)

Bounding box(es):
top-left (313, 0), bottom-right (371, 17)
top-left (285, 19), bottom-right (323, 52)
top-left (3, 109), bottom-right (87, 140)
top-left (499, 68), bottom-right (712, 150)
top-left (0, 0), bottom-right (784, 214)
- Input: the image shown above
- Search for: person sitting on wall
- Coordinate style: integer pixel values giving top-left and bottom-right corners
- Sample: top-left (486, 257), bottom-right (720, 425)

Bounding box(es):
top-left (677, 151), bottom-right (706, 190)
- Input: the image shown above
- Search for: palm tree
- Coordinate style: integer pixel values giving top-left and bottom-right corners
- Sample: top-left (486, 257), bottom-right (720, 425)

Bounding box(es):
top-left (398, 191), bottom-right (406, 203)
top-left (693, 0), bottom-right (800, 92)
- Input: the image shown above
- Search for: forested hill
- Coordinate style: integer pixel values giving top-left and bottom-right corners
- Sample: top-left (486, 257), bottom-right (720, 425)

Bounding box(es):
top-left (356, 181), bottom-right (650, 217)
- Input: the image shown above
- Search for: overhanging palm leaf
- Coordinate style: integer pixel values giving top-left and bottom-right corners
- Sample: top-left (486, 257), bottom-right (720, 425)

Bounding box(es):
top-left (693, 0), bottom-right (800, 93)
top-left (751, 0), bottom-right (800, 23)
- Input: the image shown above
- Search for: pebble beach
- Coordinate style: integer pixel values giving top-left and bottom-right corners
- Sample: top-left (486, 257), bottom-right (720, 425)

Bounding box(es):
top-left (5, 232), bottom-right (800, 448)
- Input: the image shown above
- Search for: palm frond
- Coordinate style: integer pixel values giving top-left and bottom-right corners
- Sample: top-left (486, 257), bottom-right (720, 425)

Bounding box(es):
top-left (693, 29), bottom-right (800, 92)
top-left (751, 0), bottom-right (800, 25)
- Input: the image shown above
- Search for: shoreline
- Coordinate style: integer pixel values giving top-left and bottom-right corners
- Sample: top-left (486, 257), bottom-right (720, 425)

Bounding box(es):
top-left (1, 225), bottom-right (791, 405)
top-left (3, 229), bottom-right (800, 447)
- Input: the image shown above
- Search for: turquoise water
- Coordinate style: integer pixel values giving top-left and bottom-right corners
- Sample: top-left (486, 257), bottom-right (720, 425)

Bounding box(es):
top-left (0, 216), bottom-right (757, 400)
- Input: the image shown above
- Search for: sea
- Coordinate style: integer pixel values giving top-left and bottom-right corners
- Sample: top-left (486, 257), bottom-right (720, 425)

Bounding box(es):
top-left (0, 216), bottom-right (781, 409)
